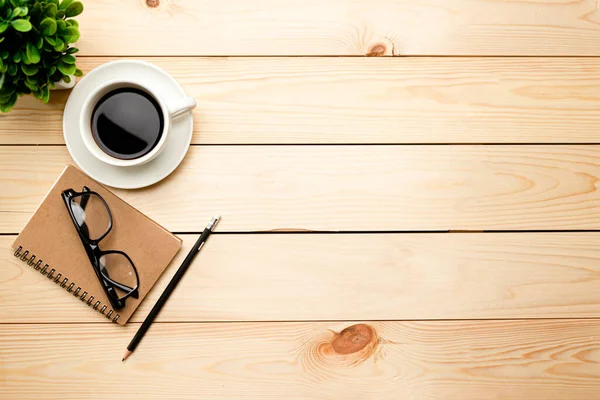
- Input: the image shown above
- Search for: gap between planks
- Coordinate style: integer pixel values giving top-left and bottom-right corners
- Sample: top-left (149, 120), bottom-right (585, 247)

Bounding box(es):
top-left (4, 316), bottom-right (600, 326)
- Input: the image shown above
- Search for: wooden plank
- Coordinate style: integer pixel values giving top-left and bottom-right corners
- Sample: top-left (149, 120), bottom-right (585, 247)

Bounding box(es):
top-left (3, 57), bottom-right (600, 145)
top-left (2, 145), bottom-right (600, 232)
top-left (2, 233), bottom-right (600, 323)
top-left (2, 320), bottom-right (600, 399)
top-left (73, 0), bottom-right (600, 56)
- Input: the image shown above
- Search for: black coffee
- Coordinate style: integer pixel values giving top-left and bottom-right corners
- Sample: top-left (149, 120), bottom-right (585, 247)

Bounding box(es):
top-left (91, 88), bottom-right (164, 160)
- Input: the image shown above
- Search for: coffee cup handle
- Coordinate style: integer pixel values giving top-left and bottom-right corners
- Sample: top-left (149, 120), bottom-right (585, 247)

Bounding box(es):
top-left (168, 96), bottom-right (197, 119)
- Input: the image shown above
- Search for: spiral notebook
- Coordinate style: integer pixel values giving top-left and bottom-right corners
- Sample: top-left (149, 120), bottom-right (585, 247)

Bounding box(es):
top-left (11, 165), bottom-right (182, 325)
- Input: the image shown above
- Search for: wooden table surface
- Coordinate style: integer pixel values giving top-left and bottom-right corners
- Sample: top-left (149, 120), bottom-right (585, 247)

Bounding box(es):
top-left (2, 1), bottom-right (600, 399)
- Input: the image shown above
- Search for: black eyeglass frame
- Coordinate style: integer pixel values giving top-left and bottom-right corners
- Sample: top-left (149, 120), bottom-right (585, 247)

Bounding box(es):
top-left (61, 186), bottom-right (140, 310)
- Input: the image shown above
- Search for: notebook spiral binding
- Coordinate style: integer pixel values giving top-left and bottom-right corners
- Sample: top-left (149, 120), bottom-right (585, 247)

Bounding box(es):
top-left (14, 246), bottom-right (121, 323)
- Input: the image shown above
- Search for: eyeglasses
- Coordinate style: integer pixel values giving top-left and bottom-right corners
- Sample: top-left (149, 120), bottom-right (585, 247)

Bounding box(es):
top-left (61, 186), bottom-right (140, 310)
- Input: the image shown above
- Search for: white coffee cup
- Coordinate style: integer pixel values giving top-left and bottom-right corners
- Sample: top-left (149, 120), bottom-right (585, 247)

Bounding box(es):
top-left (80, 79), bottom-right (196, 167)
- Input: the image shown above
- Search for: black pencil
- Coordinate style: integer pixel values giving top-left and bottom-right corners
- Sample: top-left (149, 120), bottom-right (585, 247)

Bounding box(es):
top-left (122, 215), bottom-right (221, 361)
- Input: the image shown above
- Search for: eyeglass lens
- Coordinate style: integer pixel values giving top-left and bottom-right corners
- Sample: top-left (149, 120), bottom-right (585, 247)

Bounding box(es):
top-left (99, 253), bottom-right (138, 294)
top-left (69, 193), bottom-right (111, 241)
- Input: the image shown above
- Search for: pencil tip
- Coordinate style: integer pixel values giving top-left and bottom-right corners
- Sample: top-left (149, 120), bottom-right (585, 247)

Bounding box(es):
top-left (122, 350), bottom-right (132, 361)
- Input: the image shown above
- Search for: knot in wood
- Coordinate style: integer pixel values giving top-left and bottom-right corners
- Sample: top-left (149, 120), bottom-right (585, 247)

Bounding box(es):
top-left (332, 324), bottom-right (375, 355)
top-left (146, 0), bottom-right (159, 7)
top-left (305, 324), bottom-right (381, 368)
top-left (366, 44), bottom-right (387, 56)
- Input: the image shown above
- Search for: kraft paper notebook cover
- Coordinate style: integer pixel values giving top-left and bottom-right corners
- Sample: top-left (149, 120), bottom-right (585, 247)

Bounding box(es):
top-left (12, 165), bottom-right (182, 325)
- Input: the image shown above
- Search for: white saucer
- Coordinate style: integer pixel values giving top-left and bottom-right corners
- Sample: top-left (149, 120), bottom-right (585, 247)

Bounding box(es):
top-left (63, 60), bottom-right (193, 189)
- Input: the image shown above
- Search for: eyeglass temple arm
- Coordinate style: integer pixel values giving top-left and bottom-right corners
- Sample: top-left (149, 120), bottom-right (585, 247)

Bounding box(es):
top-left (77, 186), bottom-right (92, 237)
top-left (80, 186), bottom-right (91, 209)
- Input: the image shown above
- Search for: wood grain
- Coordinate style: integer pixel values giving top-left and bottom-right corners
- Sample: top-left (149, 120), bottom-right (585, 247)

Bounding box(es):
top-left (3, 57), bottom-right (600, 145)
top-left (2, 320), bottom-right (600, 399)
top-left (2, 145), bottom-right (600, 232)
top-left (3, 233), bottom-right (600, 323)
top-left (73, 0), bottom-right (600, 56)
top-left (3, 0), bottom-right (600, 396)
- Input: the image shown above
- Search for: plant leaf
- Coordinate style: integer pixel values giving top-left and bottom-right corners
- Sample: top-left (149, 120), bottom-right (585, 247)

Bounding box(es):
top-left (64, 1), bottom-right (83, 17)
top-left (55, 9), bottom-right (64, 18)
top-left (36, 36), bottom-right (43, 49)
top-left (0, 58), bottom-right (4, 73)
top-left (40, 17), bottom-right (57, 35)
top-left (42, 85), bottom-right (50, 103)
top-left (0, 74), bottom-right (4, 90)
top-left (56, 19), bottom-right (66, 32)
top-left (62, 74), bottom-right (70, 83)
top-left (43, 3), bottom-right (57, 16)
top-left (0, 93), bottom-right (17, 113)
top-left (24, 80), bottom-right (38, 91)
top-left (66, 19), bottom-right (78, 27)
top-left (0, 22), bottom-right (8, 34)
top-left (12, 6), bottom-right (27, 18)
top-left (48, 66), bottom-right (56, 75)
top-left (12, 52), bottom-right (21, 63)
top-left (21, 50), bottom-right (30, 64)
top-left (62, 27), bottom-right (79, 43)
top-left (0, 51), bottom-right (8, 60)
top-left (66, 47), bottom-right (78, 54)
top-left (21, 64), bottom-right (39, 76)
top-left (57, 60), bottom-right (76, 75)
top-left (44, 36), bottom-right (56, 46)
top-left (58, 0), bottom-right (74, 10)
top-left (11, 19), bottom-right (32, 32)
top-left (26, 43), bottom-right (41, 64)
top-left (31, 2), bottom-right (43, 19)
top-left (26, 75), bottom-right (38, 85)
top-left (0, 0), bottom-right (4, 8)
top-left (0, 86), bottom-right (11, 95)
top-left (0, 85), bottom-right (14, 96)
top-left (73, 68), bottom-right (83, 77)
top-left (7, 64), bottom-right (17, 76)
top-left (53, 38), bottom-right (64, 52)
top-left (61, 54), bottom-right (76, 64)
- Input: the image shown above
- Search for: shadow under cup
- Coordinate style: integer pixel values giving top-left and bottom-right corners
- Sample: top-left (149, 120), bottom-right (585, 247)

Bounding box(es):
top-left (90, 86), bottom-right (165, 160)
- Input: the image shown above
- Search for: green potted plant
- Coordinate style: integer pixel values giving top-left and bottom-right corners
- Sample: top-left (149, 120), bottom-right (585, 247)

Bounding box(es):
top-left (0, 0), bottom-right (84, 112)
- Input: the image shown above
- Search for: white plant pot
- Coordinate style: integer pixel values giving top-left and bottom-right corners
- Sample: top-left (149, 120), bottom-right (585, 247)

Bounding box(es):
top-left (53, 75), bottom-right (76, 90)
